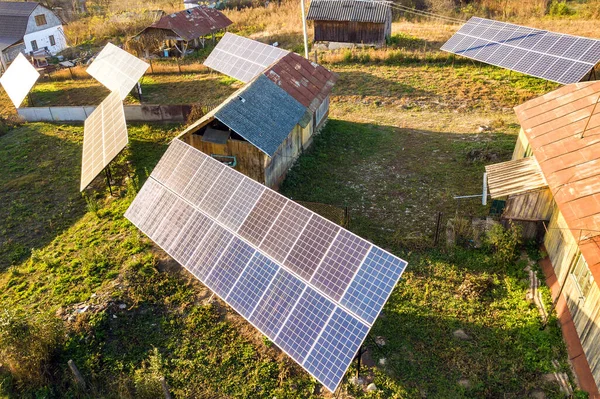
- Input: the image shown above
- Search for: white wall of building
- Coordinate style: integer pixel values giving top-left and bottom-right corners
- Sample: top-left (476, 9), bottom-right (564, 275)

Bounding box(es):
top-left (184, 2), bottom-right (199, 9)
top-left (23, 26), bottom-right (67, 55)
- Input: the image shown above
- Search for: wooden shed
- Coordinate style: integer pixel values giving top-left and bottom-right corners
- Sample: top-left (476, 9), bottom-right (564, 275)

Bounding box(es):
top-left (484, 81), bottom-right (600, 397)
top-left (178, 52), bottom-right (337, 189)
top-left (306, 0), bottom-right (392, 46)
top-left (134, 6), bottom-right (231, 57)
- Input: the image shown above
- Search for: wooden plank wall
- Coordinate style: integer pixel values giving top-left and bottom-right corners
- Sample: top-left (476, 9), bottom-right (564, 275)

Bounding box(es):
top-left (545, 207), bottom-right (600, 387)
top-left (183, 134), bottom-right (267, 184)
top-left (513, 120), bottom-right (600, 388)
top-left (313, 21), bottom-right (386, 45)
top-left (265, 122), bottom-right (313, 188)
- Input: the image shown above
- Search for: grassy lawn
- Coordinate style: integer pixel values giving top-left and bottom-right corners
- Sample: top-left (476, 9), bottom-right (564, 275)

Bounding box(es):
top-left (0, 18), bottom-right (587, 399)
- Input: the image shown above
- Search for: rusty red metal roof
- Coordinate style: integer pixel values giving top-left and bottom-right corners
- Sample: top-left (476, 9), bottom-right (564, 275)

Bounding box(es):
top-left (263, 52), bottom-right (337, 114)
top-left (149, 6), bottom-right (232, 41)
top-left (515, 81), bottom-right (600, 283)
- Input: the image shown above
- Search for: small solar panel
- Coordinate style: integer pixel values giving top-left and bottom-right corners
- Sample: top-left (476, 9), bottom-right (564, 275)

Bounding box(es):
top-left (441, 16), bottom-right (600, 84)
top-left (204, 33), bottom-right (289, 83)
top-left (125, 139), bottom-right (408, 393)
top-left (0, 53), bottom-right (40, 108)
top-left (80, 91), bottom-right (128, 191)
top-left (87, 43), bottom-right (149, 100)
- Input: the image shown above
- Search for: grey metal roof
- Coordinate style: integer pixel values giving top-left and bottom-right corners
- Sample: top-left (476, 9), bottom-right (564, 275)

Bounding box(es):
top-left (0, 2), bottom-right (38, 52)
top-left (215, 74), bottom-right (306, 156)
top-left (306, 0), bottom-right (391, 23)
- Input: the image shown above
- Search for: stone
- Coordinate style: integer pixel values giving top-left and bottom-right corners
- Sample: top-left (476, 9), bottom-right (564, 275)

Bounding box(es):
top-left (530, 390), bottom-right (546, 399)
top-left (375, 336), bottom-right (386, 346)
top-left (458, 379), bottom-right (471, 389)
top-left (366, 383), bottom-right (377, 392)
top-left (542, 373), bottom-right (556, 383)
top-left (119, 304), bottom-right (126, 309)
top-left (379, 358), bottom-right (387, 366)
top-left (453, 329), bottom-right (471, 340)
top-left (349, 376), bottom-right (365, 386)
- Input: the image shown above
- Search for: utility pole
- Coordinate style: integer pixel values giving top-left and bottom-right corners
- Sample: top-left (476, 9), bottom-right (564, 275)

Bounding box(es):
top-left (300, 0), bottom-right (309, 59)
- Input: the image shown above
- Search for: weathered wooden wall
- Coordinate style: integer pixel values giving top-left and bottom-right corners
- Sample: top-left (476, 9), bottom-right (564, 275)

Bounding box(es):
top-left (313, 21), bottom-right (388, 45)
top-left (502, 189), bottom-right (553, 239)
top-left (183, 132), bottom-right (267, 184)
top-left (512, 129), bottom-right (533, 160)
top-left (265, 122), bottom-right (313, 188)
top-left (544, 206), bottom-right (600, 387)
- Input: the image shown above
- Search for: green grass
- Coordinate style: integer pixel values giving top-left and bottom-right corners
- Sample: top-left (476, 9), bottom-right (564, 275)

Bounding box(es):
top-left (0, 38), bottom-right (584, 398)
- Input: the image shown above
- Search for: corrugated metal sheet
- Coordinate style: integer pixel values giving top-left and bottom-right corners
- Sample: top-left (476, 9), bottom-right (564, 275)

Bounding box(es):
top-left (263, 52), bottom-right (338, 115)
top-left (515, 81), bottom-right (600, 285)
top-left (214, 75), bottom-right (307, 156)
top-left (147, 6), bottom-right (231, 41)
top-left (0, 2), bottom-right (38, 52)
top-left (306, 0), bottom-right (391, 24)
top-left (485, 157), bottom-right (548, 198)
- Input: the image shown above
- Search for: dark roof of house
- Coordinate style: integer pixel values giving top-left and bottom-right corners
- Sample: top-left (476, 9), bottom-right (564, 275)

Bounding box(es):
top-left (306, 0), bottom-right (391, 23)
top-left (0, 2), bottom-right (39, 52)
top-left (145, 6), bottom-right (231, 41)
top-left (214, 74), bottom-right (307, 156)
top-left (263, 52), bottom-right (337, 115)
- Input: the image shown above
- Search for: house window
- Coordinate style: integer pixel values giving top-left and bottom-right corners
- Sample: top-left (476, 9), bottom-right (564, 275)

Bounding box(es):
top-left (49, 35), bottom-right (56, 46)
top-left (35, 14), bottom-right (47, 26)
top-left (31, 40), bottom-right (38, 51)
top-left (571, 253), bottom-right (594, 300)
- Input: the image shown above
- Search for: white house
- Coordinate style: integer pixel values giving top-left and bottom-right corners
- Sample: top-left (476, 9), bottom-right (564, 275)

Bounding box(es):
top-left (0, 2), bottom-right (68, 71)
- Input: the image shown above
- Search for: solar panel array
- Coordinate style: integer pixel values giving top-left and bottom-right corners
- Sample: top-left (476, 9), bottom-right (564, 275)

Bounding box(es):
top-left (80, 91), bottom-right (128, 191)
top-left (87, 43), bottom-right (149, 100)
top-left (125, 139), bottom-right (408, 392)
top-left (0, 53), bottom-right (40, 108)
top-left (441, 16), bottom-right (600, 84)
top-left (204, 33), bottom-right (289, 83)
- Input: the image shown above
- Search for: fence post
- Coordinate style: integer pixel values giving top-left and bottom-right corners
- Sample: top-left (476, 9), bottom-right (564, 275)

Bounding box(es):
top-left (176, 58), bottom-right (182, 74)
top-left (68, 359), bottom-right (86, 389)
top-left (434, 212), bottom-right (443, 246)
top-left (149, 59), bottom-right (154, 74)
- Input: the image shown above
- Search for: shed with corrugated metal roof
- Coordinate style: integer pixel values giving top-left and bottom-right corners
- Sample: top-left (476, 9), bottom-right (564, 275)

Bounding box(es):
top-left (306, 0), bottom-right (392, 46)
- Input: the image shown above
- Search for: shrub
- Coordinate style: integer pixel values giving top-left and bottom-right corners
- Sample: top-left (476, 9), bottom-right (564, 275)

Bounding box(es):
top-left (485, 222), bottom-right (522, 267)
top-left (0, 308), bottom-right (64, 387)
top-left (132, 348), bottom-right (165, 399)
top-left (548, 0), bottom-right (575, 16)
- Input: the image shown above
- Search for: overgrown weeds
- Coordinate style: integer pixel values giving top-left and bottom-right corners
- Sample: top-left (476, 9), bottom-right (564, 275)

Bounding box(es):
top-left (0, 308), bottom-right (64, 388)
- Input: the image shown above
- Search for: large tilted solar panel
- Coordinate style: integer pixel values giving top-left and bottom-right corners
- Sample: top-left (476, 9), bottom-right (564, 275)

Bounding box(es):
top-left (80, 91), bottom-right (128, 191)
top-left (87, 43), bottom-right (149, 100)
top-left (441, 16), bottom-right (600, 84)
top-left (125, 139), bottom-right (408, 392)
top-left (0, 53), bottom-right (40, 108)
top-left (204, 33), bottom-right (289, 83)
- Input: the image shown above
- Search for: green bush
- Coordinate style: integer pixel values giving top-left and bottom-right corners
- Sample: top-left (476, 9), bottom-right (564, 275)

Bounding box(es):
top-left (548, 1), bottom-right (575, 16)
top-left (485, 222), bottom-right (522, 267)
top-left (0, 308), bottom-right (64, 387)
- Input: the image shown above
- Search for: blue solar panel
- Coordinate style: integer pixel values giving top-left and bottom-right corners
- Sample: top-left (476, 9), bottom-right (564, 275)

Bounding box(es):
top-left (341, 247), bottom-right (408, 324)
top-left (250, 269), bottom-right (305, 337)
top-left (205, 237), bottom-right (255, 298)
top-left (124, 139), bottom-right (408, 393)
top-left (303, 308), bottom-right (370, 392)
top-left (226, 253), bottom-right (279, 317)
top-left (441, 16), bottom-right (600, 84)
top-left (275, 287), bottom-right (335, 363)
